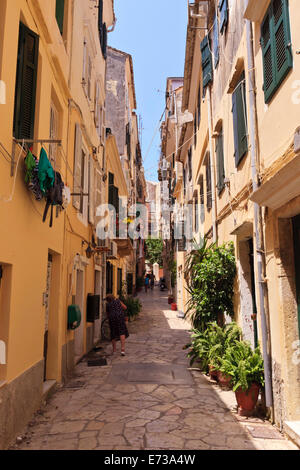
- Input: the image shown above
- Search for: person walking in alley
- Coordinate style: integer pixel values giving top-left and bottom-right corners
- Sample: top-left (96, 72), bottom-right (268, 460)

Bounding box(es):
top-left (144, 274), bottom-right (150, 293)
top-left (105, 294), bottom-right (129, 356)
top-left (150, 272), bottom-right (155, 291)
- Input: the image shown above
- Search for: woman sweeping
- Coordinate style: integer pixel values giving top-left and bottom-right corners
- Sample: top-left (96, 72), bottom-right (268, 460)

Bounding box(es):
top-left (105, 294), bottom-right (129, 356)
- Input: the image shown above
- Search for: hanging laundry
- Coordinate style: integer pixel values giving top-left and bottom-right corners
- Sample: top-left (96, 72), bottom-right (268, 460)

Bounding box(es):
top-left (38, 147), bottom-right (55, 196)
top-left (24, 150), bottom-right (43, 201)
top-left (43, 171), bottom-right (64, 228)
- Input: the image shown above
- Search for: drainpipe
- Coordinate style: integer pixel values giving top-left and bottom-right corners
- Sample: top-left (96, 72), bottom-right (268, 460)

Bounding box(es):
top-left (245, 16), bottom-right (273, 409)
top-left (207, 85), bottom-right (217, 243)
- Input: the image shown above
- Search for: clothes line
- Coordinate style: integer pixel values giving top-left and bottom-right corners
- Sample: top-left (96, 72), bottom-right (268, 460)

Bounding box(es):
top-left (11, 138), bottom-right (62, 176)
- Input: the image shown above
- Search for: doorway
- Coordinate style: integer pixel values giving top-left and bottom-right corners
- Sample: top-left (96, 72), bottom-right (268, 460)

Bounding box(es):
top-left (74, 269), bottom-right (84, 363)
top-left (43, 254), bottom-right (52, 381)
top-left (238, 238), bottom-right (258, 348)
top-left (292, 215), bottom-right (300, 338)
top-left (94, 269), bottom-right (102, 343)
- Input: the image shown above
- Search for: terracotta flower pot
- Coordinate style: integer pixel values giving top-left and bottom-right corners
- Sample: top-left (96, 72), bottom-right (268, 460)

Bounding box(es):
top-left (235, 382), bottom-right (260, 417)
top-left (171, 303), bottom-right (177, 311)
top-left (217, 371), bottom-right (232, 389)
top-left (209, 364), bottom-right (218, 380)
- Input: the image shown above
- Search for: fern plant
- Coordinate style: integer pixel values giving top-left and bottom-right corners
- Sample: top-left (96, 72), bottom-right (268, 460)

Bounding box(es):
top-left (219, 341), bottom-right (265, 392)
top-left (183, 329), bottom-right (211, 371)
top-left (184, 322), bottom-right (242, 372)
top-left (208, 322), bottom-right (242, 369)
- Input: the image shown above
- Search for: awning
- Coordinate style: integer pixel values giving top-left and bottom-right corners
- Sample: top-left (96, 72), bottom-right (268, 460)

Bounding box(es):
top-left (250, 153), bottom-right (300, 211)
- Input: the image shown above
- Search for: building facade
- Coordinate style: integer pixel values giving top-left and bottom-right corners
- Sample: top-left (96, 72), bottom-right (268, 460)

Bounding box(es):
top-left (0, 0), bottom-right (146, 450)
top-left (168, 0), bottom-right (300, 440)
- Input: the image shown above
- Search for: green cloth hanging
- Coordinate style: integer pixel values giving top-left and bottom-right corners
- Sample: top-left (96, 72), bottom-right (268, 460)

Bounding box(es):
top-left (24, 150), bottom-right (36, 184)
top-left (38, 147), bottom-right (55, 195)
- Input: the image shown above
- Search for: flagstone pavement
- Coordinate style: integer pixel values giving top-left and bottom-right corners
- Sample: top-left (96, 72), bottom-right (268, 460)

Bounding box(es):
top-left (13, 289), bottom-right (298, 451)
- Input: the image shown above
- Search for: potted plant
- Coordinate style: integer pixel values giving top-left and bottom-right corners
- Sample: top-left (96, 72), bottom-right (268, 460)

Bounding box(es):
top-left (183, 329), bottom-right (210, 373)
top-left (120, 295), bottom-right (142, 321)
top-left (219, 341), bottom-right (265, 416)
top-left (208, 322), bottom-right (242, 388)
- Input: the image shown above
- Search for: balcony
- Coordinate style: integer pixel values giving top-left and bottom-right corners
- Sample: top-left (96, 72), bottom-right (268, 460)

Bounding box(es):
top-left (243, 0), bottom-right (269, 22)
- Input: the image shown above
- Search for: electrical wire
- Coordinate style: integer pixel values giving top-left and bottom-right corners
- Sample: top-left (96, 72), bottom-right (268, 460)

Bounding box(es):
top-left (142, 105), bottom-right (167, 165)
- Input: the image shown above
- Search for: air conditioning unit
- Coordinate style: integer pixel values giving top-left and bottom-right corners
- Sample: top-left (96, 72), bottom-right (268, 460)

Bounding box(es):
top-left (107, 241), bottom-right (118, 260)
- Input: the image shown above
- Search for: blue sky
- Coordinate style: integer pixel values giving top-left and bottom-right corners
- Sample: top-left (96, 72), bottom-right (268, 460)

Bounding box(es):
top-left (109, 0), bottom-right (188, 182)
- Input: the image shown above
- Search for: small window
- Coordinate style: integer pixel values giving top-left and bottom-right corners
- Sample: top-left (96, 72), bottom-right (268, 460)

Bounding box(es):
top-left (194, 192), bottom-right (199, 233)
top-left (213, 14), bottom-right (219, 68)
top-left (13, 22), bottom-right (39, 140)
top-left (219, 0), bottom-right (228, 34)
top-left (82, 39), bottom-right (92, 100)
top-left (197, 85), bottom-right (201, 128)
top-left (205, 154), bottom-right (212, 211)
top-left (188, 147), bottom-right (192, 182)
top-left (201, 34), bottom-right (213, 90)
top-left (216, 127), bottom-right (225, 194)
top-left (49, 102), bottom-right (60, 169)
top-left (261, 0), bottom-right (292, 103)
top-left (55, 0), bottom-right (65, 36)
top-left (198, 175), bottom-right (205, 222)
top-left (232, 72), bottom-right (248, 166)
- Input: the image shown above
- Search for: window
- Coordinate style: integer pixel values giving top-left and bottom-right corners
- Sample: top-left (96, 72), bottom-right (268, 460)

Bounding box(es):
top-left (73, 124), bottom-right (88, 221)
top-left (188, 147), bottom-right (192, 182)
top-left (216, 127), bottom-right (225, 194)
top-left (117, 269), bottom-right (123, 296)
top-left (55, 0), bottom-right (65, 36)
top-left (261, 0), bottom-right (292, 103)
top-left (205, 153), bottom-right (212, 211)
top-left (194, 192), bottom-right (199, 233)
top-left (95, 81), bottom-right (101, 136)
top-left (13, 22), bottom-right (39, 140)
top-left (201, 34), bottom-right (213, 90)
top-left (49, 102), bottom-right (60, 168)
top-left (219, 0), bottom-right (228, 34)
top-left (213, 14), bottom-right (219, 68)
top-left (82, 39), bottom-right (92, 100)
top-left (197, 85), bottom-right (201, 128)
top-left (88, 156), bottom-right (95, 224)
top-left (80, 150), bottom-right (86, 214)
top-left (126, 123), bottom-right (131, 160)
top-left (199, 175), bottom-right (205, 222)
top-left (98, 1), bottom-right (107, 59)
top-left (232, 72), bottom-right (248, 166)
top-left (106, 262), bottom-right (113, 295)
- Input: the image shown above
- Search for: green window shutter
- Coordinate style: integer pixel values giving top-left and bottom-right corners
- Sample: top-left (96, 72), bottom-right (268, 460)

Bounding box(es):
top-left (261, 0), bottom-right (292, 103)
top-left (13, 22), bottom-right (39, 140)
top-left (101, 23), bottom-right (107, 59)
top-left (206, 155), bottom-right (212, 211)
top-left (232, 73), bottom-right (248, 166)
top-left (219, 0), bottom-right (228, 34)
top-left (98, 0), bottom-right (103, 31)
top-left (201, 35), bottom-right (213, 90)
top-left (213, 15), bottom-right (219, 68)
top-left (55, 0), bottom-right (65, 36)
top-left (216, 131), bottom-right (225, 194)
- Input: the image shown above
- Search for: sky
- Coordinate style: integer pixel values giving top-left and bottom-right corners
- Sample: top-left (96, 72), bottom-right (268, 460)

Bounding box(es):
top-left (109, 0), bottom-right (188, 182)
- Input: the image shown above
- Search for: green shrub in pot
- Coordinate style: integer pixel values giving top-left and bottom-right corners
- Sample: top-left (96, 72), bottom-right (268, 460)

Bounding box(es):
top-left (219, 341), bottom-right (265, 392)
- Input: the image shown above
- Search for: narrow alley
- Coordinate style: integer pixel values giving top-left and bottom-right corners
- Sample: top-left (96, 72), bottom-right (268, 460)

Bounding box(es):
top-left (14, 290), bottom-right (297, 451)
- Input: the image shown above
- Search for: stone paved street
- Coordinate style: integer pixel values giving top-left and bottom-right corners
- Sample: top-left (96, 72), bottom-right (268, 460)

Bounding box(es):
top-left (14, 289), bottom-right (298, 451)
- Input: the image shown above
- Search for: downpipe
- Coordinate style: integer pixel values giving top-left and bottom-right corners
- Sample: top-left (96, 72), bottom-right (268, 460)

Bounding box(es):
top-left (245, 17), bottom-right (273, 410)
